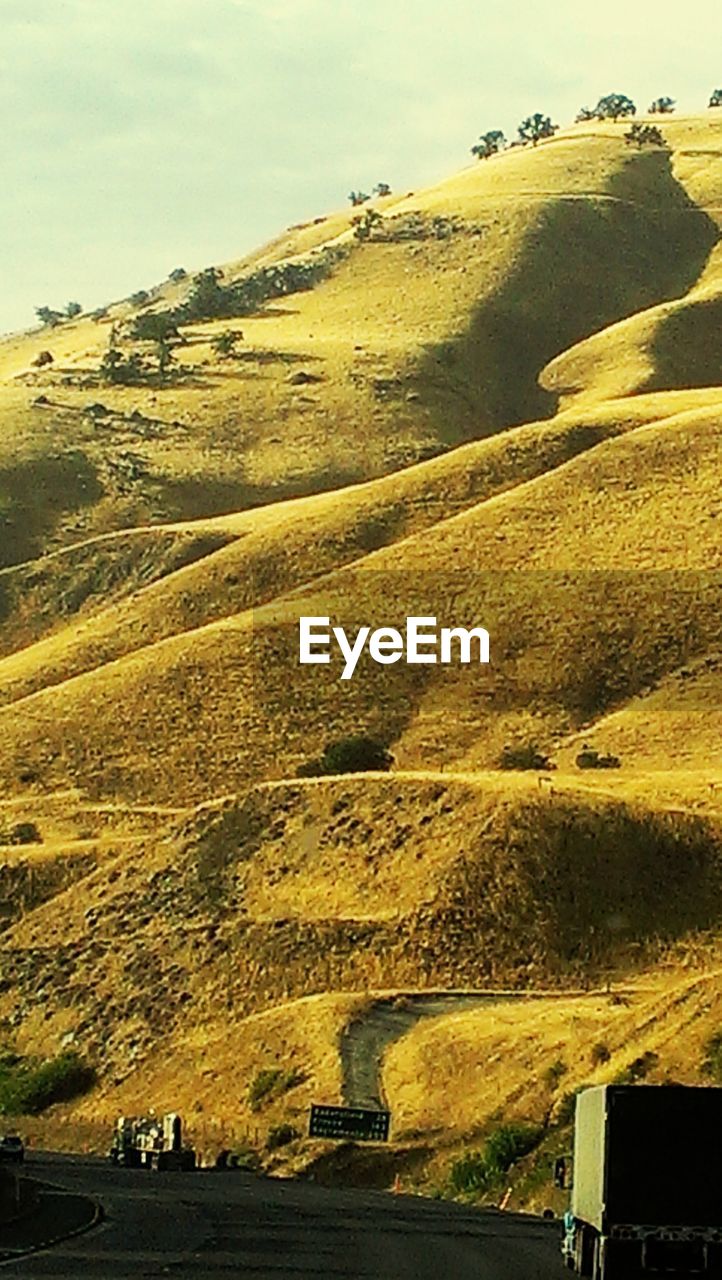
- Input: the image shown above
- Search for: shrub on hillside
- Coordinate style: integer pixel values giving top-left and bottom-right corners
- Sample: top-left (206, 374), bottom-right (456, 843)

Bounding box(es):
top-left (297, 736), bottom-right (393, 777)
top-left (624, 123), bottom-right (666, 149)
top-left (348, 190), bottom-right (370, 206)
top-left (130, 290), bottom-right (150, 307)
top-left (352, 208), bottom-right (383, 241)
top-left (590, 1042), bottom-right (611, 1066)
top-left (65, 301), bottom-right (82, 319)
top-left (31, 351), bottom-right (54, 368)
top-left (100, 348), bottom-right (147, 385)
top-left (0, 1052), bottom-right (95, 1116)
top-left (211, 329), bottom-right (243, 356)
top-left (165, 250), bottom-right (345, 326)
top-left (498, 742), bottom-right (554, 771)
top-left (168, 267), bottom-right (187, 282)
top-left (449, 1123), bottom-right (543, 1194)
top-left (373, 182), bottom-right (392, 196)
top-left (649, 97), bottom-right (675, 114)
top-left (543, 1059), bottom-right (568, 1090)
top-left (613, 1051), bottom-right (658, 1085)
top-left (709, 90), bottom-right (722, 108)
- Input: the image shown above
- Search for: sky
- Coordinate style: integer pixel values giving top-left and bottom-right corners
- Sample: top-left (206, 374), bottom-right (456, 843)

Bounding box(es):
top-left (2, 0), bottom-right (722, 335)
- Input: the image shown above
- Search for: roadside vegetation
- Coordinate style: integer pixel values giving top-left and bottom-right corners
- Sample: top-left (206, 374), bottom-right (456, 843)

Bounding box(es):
top-left (0, 1051), bottom-right (95, 1116)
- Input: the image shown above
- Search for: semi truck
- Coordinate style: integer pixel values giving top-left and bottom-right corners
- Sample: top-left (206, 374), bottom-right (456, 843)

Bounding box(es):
top-left (109, 1112), bottom-right (196, 1170)
top-left (561, 1085), bottom-right (722, 1278)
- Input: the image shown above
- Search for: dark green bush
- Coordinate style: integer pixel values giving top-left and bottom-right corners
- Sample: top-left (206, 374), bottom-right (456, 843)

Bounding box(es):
top-left (590, 1042), bottom-right (611, 1066)
top-left (625, 123), bottom-right (666, 149)
top-left (613, 1051), bottom-right (658, 1085)
top-left (211, 329), bottom-right (243, 356)
top-left (100, 348), bottom-right (147, 385)
top-left (298, 736), bottom-right (393, 777)
top-left (266, 1123), bottom-right (299, 1151)
top-left (0, 1052), bottom-right (95, 1116)
top-left (498, 742), bottom-right (553, 771)
top-left (449, 1123), bottom-right (543, 1194)
top-left (131, 312), bottom-right (181, 342)
top-left (543, 1059), bottom-right (568, 1090)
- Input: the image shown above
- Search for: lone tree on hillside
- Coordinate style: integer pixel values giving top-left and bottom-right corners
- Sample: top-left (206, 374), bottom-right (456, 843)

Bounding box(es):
top-left (35, 305), bottom-right (63, 327)
top-left (649, 96), bottom-right (675, 114)
top-left (594, 93), bottom-right (636, 121)
top-left (297, 735), bottom-right (393, 777)
top-left (625, 123), bottom-right (667, 149)
top-left (65, 301), bottom-right (82, 319)
top-left (518, 113), bottom-right (558, 147)
top-left (575, 106), bottom-right (596, 122)
top-left (168, 267), bottom-right (187, 282)
top-left (131, 311), bottom-right (182, 342)
top-left (348, 190), bottom-right (370, 206)
top-left (471, 129), bottom-right (506, 159)
top-left (373, 182), bottom-right (392, 196)
top-left (710, 89), bottom-right (722, 108)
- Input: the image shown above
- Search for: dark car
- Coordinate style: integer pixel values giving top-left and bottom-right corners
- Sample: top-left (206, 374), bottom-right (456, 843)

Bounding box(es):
top-left (0, 1135), bottom-right (24, 1164)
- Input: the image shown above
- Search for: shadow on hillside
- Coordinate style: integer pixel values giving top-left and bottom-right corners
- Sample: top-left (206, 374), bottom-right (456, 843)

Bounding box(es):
top-left (415, 148), bottom-right (719, 441)
top-left (647, 292), bottom-right (722, 391)
top-left (158, 459), bottom-right (366, 526)
top-left (0, 451), bottom-right (103, 570)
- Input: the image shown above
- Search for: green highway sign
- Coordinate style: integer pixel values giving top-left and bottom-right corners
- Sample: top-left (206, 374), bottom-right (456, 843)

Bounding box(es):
top-left (309, 1104), bottom-right (391, 1142)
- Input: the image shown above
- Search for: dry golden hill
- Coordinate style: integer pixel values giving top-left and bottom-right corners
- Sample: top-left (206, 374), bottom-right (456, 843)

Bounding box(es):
top-left (0, 401), bottom-right (719, 806)
top-left (1, 113), bottom-right (722, 1168)
top-left (1, 114), bottom-right (720, 568)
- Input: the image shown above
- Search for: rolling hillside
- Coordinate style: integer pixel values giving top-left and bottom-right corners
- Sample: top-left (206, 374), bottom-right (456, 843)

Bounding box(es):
top-left (1, 111), bottom-right (722, 1179)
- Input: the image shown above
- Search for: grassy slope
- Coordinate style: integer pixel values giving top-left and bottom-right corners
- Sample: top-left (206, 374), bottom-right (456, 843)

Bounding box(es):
top-left (1, 120), bottom-right (718, 568)
top-left (1, 115), bottom-right (722, 1163)
top-left (0, 404), bottom-right (718, 804)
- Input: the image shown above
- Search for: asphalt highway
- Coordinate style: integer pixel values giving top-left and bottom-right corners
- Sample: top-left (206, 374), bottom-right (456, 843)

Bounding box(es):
top-left (1, 1153), bottom-right (568, 1279)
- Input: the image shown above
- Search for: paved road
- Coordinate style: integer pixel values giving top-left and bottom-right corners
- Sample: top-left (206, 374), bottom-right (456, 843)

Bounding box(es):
top-left (1, 1153), bottom-right (567, 1279)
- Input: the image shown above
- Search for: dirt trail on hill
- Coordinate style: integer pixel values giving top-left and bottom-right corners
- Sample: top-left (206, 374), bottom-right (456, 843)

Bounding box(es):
top-left (340, 992), bottom-right (531, 1110)
top-left (340, 989), bottom-right (636, 1110)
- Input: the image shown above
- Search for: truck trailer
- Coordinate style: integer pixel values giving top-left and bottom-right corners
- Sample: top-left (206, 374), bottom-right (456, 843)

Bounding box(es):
top-left (109, 1112), bottom-right (196, 1171)
top-left (563, 1085), bottom-right (722, 1278)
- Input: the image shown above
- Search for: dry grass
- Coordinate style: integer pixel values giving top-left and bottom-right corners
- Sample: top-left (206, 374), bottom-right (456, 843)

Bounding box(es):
top-left (1, 115), bottom-right (722, 1166)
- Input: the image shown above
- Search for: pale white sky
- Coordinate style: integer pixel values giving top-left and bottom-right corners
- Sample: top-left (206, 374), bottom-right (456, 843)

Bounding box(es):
top-left (2, 0), bottom-right (722, 334)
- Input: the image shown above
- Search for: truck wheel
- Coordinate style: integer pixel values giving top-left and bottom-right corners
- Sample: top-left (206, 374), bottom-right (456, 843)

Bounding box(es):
top-left (578, 1226), bottom-right (596, 1277)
